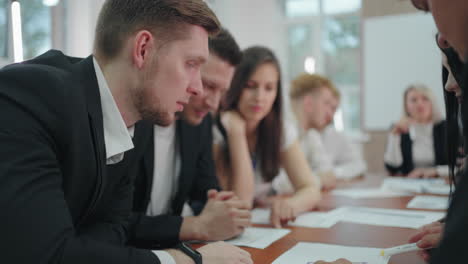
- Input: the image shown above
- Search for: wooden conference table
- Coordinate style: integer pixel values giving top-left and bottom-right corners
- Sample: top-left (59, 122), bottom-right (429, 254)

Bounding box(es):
top-left (231, 175), bottom-right (444, 264)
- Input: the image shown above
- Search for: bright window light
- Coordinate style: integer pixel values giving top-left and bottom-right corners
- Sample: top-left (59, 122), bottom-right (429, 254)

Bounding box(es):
top-left (11, 1), bottom-right (23, 62)
top-left (323, 0), bottom-right (361, 15)
top-left (43, 0), bottom-right (60, 7)
top-left (304, 56), bottom-right (316, 74)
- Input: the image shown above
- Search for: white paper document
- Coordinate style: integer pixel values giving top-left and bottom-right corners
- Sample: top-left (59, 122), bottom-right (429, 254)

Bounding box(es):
top-left (289, 211), bottom-right (338, 228)
top-left (272, 242), bottom-right (390, 264)
top-left (251, 208), bottom-right (271, 224)
top-left (225, 227), bottom-right (290, 249)
top-left (407, 196), bottom-right (449, 210)
top-left (332, 188), bottom-right (411, 199)
top-left (328, 206), bottom-right (445, 229)
top-left (382, 178), bottom-right (452, 195)
top-left (251, 208), bottom-right (337, 228)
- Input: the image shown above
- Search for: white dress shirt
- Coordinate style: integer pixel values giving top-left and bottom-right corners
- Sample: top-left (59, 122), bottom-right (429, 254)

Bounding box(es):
top-left (320, 127), bottom-right (367, 179)
top-left (146, 123), bottom-right (181, 216)
top-left (273, 126), bottom-right (367, 194)
top-left (93, 58), bottom-right (175, 264)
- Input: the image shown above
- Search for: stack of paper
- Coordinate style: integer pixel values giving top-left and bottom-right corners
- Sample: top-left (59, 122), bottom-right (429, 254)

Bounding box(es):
top-left (332, 188), bottom-right (411, 199)
top-left (252, 206), bottom-right (444, 229)
top-left (382, 178), bottom-right (451, 195)
top-left (328, 206), bottom-right (445, 229)
top-left (225, 227), bottom-right (290, 249)
top-left (272, 242), bottom-right (390, 264)
top-left (407, 196), bottom-right (450, 210)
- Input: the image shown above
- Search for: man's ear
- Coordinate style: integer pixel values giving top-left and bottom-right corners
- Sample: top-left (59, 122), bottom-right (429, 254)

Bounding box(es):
top-left (132, 30), bottom-right (154, 69)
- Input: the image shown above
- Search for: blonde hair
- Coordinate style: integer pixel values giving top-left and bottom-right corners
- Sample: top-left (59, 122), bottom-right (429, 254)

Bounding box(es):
top-left (289, 73), bottom-right (340, 101)
top-left (403, 84), bottom-right (442, 122)
top-left (289, 73), bottom-right (339, 133)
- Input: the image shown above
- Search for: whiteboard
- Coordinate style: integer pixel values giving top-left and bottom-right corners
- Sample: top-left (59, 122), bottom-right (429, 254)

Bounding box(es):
top-left (363, 13), bottom-right (444, 130)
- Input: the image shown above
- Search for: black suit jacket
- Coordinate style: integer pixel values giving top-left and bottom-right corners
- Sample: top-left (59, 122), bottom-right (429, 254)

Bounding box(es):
top-left (130, 115), bottom-right (219, 249)
top-left (0, 50), bottom-right (160, 263)
top-left (385, 120), bottom-right (448, 175)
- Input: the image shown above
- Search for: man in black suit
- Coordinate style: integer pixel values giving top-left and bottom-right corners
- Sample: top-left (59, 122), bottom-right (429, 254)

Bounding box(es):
top-left (129, 28), bottom-right (252, 249)
top-left (0, 1), bottom-right (252, 264)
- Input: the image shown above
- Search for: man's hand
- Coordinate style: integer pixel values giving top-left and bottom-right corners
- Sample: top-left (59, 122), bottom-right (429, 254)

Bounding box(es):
top-left (409, 221), bottom-right (443, 261)
top-left (197, 190), bottom-right (251, 241)
top-left (198, 241), bottom-right (253, 264)
top-left (270, 198), bottom-right (297, 228)
top-left (407, 168), bottom-right (439, 178)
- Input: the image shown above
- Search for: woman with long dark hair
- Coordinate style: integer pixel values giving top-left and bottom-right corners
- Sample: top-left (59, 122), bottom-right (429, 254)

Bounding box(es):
top-left (212, 46), bottom-right (321, 228)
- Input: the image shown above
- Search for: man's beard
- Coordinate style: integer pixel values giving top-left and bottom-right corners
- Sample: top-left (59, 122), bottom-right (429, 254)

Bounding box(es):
top-left (132, 85), bottom-right (173, 127)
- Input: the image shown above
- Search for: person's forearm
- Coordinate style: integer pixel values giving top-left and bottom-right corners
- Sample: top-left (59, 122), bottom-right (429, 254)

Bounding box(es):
top-left (384, 133), bottom-right (403, 166)
top-left (288, 185), bottom-right (321, 214)
top-left (226, 129), bottom-right (255, 205)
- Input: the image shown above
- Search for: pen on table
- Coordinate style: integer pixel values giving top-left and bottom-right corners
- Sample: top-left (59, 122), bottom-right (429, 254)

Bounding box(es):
top-left (380, 243), bottom-right (421, 257)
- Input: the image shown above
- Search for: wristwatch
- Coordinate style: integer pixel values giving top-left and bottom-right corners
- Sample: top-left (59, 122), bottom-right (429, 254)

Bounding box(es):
top-left (175, 242), bottom-right (203, 264)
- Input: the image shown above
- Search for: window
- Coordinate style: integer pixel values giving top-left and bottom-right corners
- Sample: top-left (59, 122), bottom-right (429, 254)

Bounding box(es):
top-left (0, 0), bottom-right (64, 65)
top-left (284, 0), bottom-right (362, 132)
top-left (323, 0), bottom-right (361, 15)
top-left (323, 13), bottom-right (361, 130)
top-left (288, 24), bottom-right (315, 80)
top-left (284, 0), bottom-right (319, 18)
top-left (0, 0), bottom-right (7, 59)
top-left (20, 0), bottom-right (52, 59)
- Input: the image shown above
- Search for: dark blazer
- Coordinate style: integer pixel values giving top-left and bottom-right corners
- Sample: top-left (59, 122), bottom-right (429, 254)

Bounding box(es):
top-left (385, 120), bottom-right (448, 175)
top-left (430, 169), bottom-right (468, 264)
top-left (0, 50), bottom-right (160, 264)
top-left (129, 115), bottom-right (219, 249)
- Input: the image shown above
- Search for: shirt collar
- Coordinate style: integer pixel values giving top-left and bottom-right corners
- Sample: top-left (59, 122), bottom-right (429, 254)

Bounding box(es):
top-left (93, 57), bottom-right (134, 161)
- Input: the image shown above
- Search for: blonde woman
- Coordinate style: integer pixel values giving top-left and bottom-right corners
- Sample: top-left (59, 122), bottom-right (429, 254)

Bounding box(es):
top-left (384, 84), bottom-right (448, 178)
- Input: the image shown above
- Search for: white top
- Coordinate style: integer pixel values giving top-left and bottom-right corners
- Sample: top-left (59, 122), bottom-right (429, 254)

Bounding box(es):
top-left (272, 126), bottom-right (367, 194)
top-left (213, 121), bottom-right (298, 199)
top-left (320, 127), bottom-right (367, 179)
top-left (146, 123), bottom-right (181, 216)
top-left (93, 57), bottom-right (175, 264)
top-left (384, 123), bottom-right (448, 177)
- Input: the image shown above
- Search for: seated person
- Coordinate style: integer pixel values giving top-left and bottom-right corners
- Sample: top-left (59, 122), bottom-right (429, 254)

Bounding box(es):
top-left (213, 46), bottom-right (321, 228)
top-left (124, 28), bottom-right (252, 249)
top-left (273, 73), bottom-right (366, 191)
top-left (384, 84), bottom-right (448, 178)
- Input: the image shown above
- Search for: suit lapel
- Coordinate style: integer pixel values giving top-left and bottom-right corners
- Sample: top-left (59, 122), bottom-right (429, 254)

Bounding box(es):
top-left (141, 122), bottom-right (155, 205)
top-left (74, 56), bottom-right (107, 224)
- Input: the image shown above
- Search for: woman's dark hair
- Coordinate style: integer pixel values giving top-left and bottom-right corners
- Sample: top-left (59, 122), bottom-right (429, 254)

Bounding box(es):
top-left (441, 46), bottom-right (466, 187)
top-left (218, 46), bottom-right (283, 182)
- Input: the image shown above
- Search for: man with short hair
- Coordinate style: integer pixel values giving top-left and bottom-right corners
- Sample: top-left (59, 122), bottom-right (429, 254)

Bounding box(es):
top-left (128, 28), bottom-right (251, 249)
top-left (273, 73), bottom-right (366, 191)
top-left (0, 1), bottom-right (252, 264)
